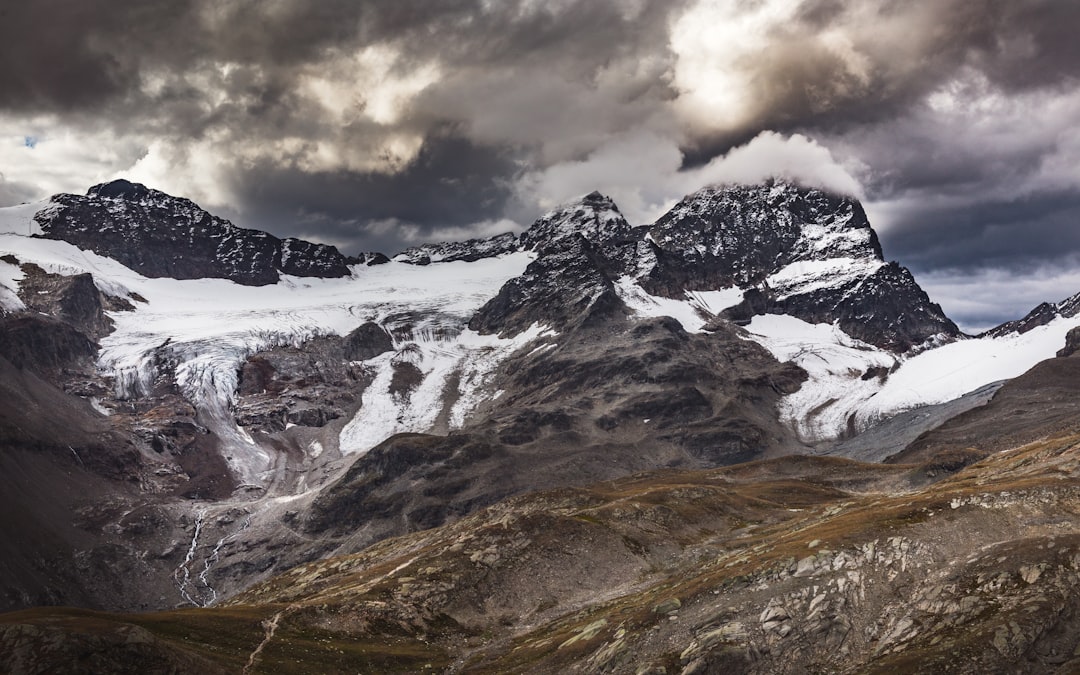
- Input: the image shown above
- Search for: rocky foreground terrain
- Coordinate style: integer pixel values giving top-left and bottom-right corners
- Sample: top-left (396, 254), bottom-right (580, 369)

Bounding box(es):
top-left (4, 389), bottom-right (1080, 673)
top-left (1, 179), bottom-right (1079, 672)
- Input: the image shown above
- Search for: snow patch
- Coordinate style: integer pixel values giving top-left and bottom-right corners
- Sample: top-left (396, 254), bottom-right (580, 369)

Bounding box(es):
top-left (615, 277), bottom-right (743, 332)
top-left (767, 257), bottom-right (883, 299)
top-left (0, 201), bottom-right (48, 237)
top-left (89, 398), bottom-right (112, 417)
top-left (339, 323), bottom-right (556, 455)
top-left (0, 226), bottom-right (534, 483)
top-left (743, 315), bottom-right (896, 440)
top-left (744, 313), bottom-right (1080, 441)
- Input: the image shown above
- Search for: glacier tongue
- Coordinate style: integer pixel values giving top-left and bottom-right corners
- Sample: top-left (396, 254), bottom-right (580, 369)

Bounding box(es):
top-left (617, 281), bottom-right (1080, 444)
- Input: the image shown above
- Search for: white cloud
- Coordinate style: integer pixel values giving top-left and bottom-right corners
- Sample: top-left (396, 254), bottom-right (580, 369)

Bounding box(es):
top-left (515, 129), bottom-right (862, 225)
top-left (0, 117), bottom-right (146, 201)
top-left (669, 0), bottom-right (802, 131)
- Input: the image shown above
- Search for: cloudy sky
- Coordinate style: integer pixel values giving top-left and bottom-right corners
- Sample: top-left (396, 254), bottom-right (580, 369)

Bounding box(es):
top-left (2, 0), bottom-right (1079, 331)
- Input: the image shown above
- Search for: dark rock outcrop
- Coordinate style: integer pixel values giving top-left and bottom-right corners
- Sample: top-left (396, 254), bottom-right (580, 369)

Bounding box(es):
top-left (0, 315), bottom-right (96, 373)
top-left (15, 264), bottom-right (112, 339)
top-left (470, 235), bottom-right (626, 336)
top-left (643, 182), bottom-right (873, 291)
top-left (519, 191), bottom-right (631, 251)
top-left (343, 322), bottom-right (394, 362)
top-left (471, 181), bottom-right (957, 352)
top-left (645, 182), bottom-right (958, 352)
top-left (33, 180), bottom-right (351, 286)
top-left (233, 328), bottom-right (389, 433)
top-left (721, 261), bottom-right (959, 353)
top-left (1059, 326), bottom-right (1080, 358)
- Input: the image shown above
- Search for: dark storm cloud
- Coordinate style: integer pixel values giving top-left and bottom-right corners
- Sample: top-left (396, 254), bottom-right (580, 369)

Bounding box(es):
top-left (0, 1), bottom-right (201, 111)
top-left (226, 132), bottom-right (520, 255)
top-left (0, 0), bottom-right (689, 246)
top-left (0, 0), bottom-right (684, 121)
top-left (880, 192), bottom-right (1080, 275)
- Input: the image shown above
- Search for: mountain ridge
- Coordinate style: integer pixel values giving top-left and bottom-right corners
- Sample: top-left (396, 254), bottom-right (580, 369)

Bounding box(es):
top-left (0, 176), bottom-right (1078, 645)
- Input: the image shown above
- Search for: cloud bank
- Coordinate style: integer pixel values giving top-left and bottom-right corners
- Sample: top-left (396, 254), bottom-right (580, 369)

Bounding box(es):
top-left (2, 0), bottom-right (1079, 327)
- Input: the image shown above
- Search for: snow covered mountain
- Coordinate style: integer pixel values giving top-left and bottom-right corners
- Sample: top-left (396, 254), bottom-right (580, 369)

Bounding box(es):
top-left (33, 179), bottom-right (352, 285)
top-left (1, 178), bottom-right (1078, 619)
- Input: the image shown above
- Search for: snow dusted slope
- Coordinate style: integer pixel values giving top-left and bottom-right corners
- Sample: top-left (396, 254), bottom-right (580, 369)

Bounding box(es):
top-left (519, 190), bottom-right (631, 251)
top-left (748, 312), bottom-right (1080, 441)
top-left (0, 200), bottom-right (47, 237)
top-left (0, 201), bottom-right (536, 482)
top-left (393, 232), bottom-right (519, 264)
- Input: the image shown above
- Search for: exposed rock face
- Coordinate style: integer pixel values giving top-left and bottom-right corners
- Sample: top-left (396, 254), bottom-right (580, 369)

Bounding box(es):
top-left (0, 315), bottom-right (96, 373)
top-left (342, 322), bottom-right (394, 362)
top-left (1059, 326), bottom-right (1080, 358)
top-left (15, 264), bottom-right (112, 339)
top-left (725, 260), bottom-right (961, 353)
top-left (645, 182), bottom-right (879, 291)
top-left (345, 251), bottom-right (391, 266)
top-left (233, 333), bottom-right (381, 434)
top-left (394, 232), bottom-right (519, 264)
top-left (33, 180), bottom-right (351, 285)
top-left (467, 192), bottom-right (644, 337)
top-left (470, 235), bottom-right (626, 336)
top-left (646, 182), bottom-right (959, 352)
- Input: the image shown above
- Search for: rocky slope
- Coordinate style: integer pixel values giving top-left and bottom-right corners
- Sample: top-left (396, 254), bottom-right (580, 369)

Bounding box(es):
top-left (393, 232), bottom-right (519, 264)
top-left (640, 183), bottom-right (959, 352)
top-left (8, 421), bottom-right (1080, 673)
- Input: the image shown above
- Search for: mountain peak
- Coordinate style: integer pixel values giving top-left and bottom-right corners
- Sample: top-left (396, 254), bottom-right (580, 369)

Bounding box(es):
top-left (87, 179), bottom-right (153, 202)
top-left (519, 191), bottom-right (631, 252)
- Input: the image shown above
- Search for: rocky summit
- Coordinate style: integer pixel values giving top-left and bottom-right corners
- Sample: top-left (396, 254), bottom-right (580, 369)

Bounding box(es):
top-left (0, 179), bottom-right (1079, 673)
top-left (34, 179), bottom-right (352, 285)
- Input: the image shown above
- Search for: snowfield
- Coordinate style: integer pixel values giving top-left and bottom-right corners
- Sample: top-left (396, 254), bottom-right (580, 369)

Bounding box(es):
top-left (0, 205), bottom-right (535, 482)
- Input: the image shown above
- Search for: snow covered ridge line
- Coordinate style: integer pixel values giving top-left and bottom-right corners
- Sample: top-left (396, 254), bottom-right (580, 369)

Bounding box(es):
top-left (618, 281), bottom-right (1080, 443)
